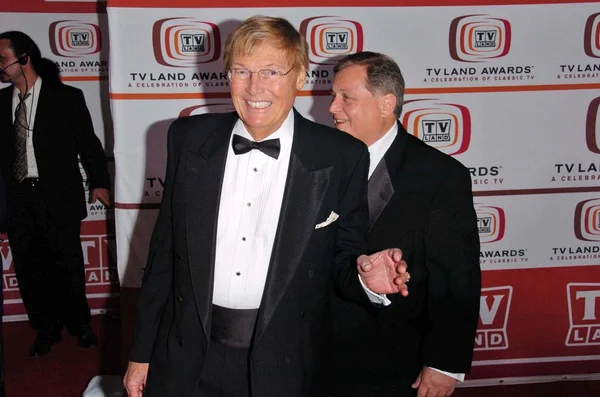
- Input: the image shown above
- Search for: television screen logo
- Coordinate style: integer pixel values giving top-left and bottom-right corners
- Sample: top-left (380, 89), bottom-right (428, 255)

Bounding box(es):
top-left (475, 286), bottom-right (512, 350)
top-left (566, 283), bottom-right (600, 346)
top-left (586, 97), bottom-right (600, 154)
top-left (475, 203), bottom-right (505, 244)
top-left (449, 15), bottom-right (511, 62)
top-left (401, 99), bottom-right (471, 156)
top-left (584, 13), bottom-right (600, 58)
top-left (574, 198), bottom-right (600, 242)
top-left (1, 241), bottom-right (17, 291)
top-left (153, 18), bottom-right (221, 67)
top-left (179, 102), bottom-right (236, 117)
top-left (49, 21), bottom-right (101, 58)
top-left (300, 17), bottom-right (363, 65)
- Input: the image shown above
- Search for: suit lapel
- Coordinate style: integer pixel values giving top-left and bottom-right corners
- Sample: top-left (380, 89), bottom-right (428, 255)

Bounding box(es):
top-left (367, 158), bottom-right (394, 228)
top-left (254, 110), bottom-right (332, 344)
top-left (185, 112), bottom-right (237, 344)
top-left (368, 122), bottom-right (410, 229)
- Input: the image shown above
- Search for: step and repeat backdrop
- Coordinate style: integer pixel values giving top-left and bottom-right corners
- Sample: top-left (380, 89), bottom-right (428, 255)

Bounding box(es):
top-left (2, 0), bottom-right (600, 386)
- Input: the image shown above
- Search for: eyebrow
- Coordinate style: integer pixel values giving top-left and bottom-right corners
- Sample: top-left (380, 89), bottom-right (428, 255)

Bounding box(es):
top-left (231, 63), bottom-right (282, 69)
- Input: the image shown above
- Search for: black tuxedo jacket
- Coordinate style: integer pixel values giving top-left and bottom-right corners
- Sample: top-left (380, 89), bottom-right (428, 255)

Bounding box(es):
top-left (130, 110), bottom-right (373, 397)
top-left (0, 82), bottom-right (110, 227)
top-left (330, 124), bottom-right (481, 397)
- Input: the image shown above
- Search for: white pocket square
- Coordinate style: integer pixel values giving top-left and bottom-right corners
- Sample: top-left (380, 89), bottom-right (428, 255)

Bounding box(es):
top-left (315, 211), bottom-right (339, 229)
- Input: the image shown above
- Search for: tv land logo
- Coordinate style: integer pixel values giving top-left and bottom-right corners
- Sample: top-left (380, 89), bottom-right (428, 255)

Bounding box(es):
top-left (2, 236), bottom-right (116, 290)
top-left (49, 21), bottom-right (101, 58)
top-left (179, 102), bottom-right (236, 117)
top-left (584, 13), bottom-right (600, 58)
top-left (152, 18), bottom-right (221, 67)
top-left (449, 15), bottom-right (511, 63)
top-left (1, 241), bottom-right (17, 291)
top-left (566, 283), bottom-right (600, 346)
top-left (574, 198), bottom-right (600, 242)
top-left (401, 99), bottom-right (471, 156)
top-left (586, 97), bottom-right (600, 154)
top-left (299, 17), bottom-right (364, 65)
top-left (475, 286), bottom-right (512, 350)
top-left (475, 203), bottom-right (505, 244)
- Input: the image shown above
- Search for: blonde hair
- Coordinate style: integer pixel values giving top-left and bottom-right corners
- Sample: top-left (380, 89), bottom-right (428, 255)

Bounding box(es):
top-left (223, 15), bottom-right (308, 72)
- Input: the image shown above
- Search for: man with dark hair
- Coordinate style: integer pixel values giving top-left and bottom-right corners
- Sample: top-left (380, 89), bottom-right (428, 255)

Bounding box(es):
top-left (0, 31), bottom-right (111, 357)
top-left (329, 51), bottom-right (481, 397)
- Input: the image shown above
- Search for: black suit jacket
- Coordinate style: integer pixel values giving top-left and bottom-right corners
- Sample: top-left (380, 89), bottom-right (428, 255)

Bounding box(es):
top-left (330, 124), bottom-right (481, 397)
top-left (0, 81), bottom-right (110, 227)
top-left (130, 110), bottom-right (372, 397)
top-left (0, 176), bottom-right (6, 234)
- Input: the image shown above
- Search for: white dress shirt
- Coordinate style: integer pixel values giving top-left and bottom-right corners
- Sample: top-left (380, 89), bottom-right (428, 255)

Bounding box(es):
top-left (212, 110), bottom-right (294, 309)
top-left (11, 77), bottom-right (42, 178)
top-left (364, 122), bottom-right (464, 382)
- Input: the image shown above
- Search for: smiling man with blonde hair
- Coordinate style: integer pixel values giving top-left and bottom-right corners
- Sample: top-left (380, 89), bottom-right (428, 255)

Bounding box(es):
top-left (123, 17), bottom-right (410, 397)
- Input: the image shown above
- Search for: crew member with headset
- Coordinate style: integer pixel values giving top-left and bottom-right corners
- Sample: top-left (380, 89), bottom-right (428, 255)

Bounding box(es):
top-left (0, 31), bottom-right (111, 357)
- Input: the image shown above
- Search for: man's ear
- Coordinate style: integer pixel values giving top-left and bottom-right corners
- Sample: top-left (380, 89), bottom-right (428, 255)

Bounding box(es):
top-left (296, 67), bottom-right (307, 90)
top-left (379, 93), bottom-right (397, 118)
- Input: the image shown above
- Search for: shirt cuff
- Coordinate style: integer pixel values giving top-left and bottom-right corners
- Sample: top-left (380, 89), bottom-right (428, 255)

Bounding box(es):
top-left (358, 275), bottom-right (391, 306)
top-left (428, 367), bottom-right (465, 382)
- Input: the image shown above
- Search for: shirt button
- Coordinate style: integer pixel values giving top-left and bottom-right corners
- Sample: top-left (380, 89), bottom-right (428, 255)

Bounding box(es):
top-left (242, 237), bottom-right (246, 241)
top-left (284, 356), bottom-right (292, 364)
top-left (253, 167), bottom-right (258, 172)
top-left (247, 202), bottom-right (251, 207)
top-left (308, 269), bottom-right (314, 278)
top-left (236, 272), bottom-right (241, 276)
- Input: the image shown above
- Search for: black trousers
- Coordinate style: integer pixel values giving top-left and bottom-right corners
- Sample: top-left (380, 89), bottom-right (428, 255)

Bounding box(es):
top-left (7, 180), bottom-right (90, 338)
top-left (194, 341), bottom-right (251, 397)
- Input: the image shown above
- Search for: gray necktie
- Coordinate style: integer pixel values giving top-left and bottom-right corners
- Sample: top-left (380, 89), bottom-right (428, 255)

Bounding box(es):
top-left (13, 92), bottom-right (30, 183)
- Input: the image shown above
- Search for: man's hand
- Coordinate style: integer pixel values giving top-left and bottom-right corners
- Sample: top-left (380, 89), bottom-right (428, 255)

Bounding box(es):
top-left (123, 361), bottom-right (149, 397)
top-left (357, 248), bottom-right (409, 295)
top-left (412, 367), bottom-right (457, 397)
top-left (90, 188), bottom-right (110, 206)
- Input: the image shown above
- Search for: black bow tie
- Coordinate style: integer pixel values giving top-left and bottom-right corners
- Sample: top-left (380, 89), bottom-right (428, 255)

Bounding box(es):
top-left (232, 134), bottom-right (281, 159)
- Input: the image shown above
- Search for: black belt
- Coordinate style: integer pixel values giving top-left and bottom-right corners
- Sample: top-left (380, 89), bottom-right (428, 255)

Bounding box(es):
top-left (211, 305), bottom-right (259, 349)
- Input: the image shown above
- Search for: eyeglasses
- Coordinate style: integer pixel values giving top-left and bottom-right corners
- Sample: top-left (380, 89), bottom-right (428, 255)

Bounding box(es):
top-left (227, 67), bottom-right (295, 82)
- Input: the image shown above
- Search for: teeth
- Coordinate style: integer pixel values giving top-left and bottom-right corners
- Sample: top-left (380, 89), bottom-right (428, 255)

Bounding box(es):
top-left (247, 101), bottom-right (271, 109)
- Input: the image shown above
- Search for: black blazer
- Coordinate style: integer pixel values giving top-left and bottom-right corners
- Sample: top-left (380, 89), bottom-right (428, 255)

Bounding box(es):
top-left (0, 81), bottom-right (110, 227)
top-left (130, 110), bottom-right (373, 397)
top-left (0, 176), bottom-right (6, 234)
top-left (330, 123), bottom-right (481, 397)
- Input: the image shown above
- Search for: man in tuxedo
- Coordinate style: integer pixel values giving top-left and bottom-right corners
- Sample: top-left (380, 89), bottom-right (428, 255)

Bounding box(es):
top-left (329, 52), bottom-right (481, 397)
top-left (0, 31), bottom-right (110, 357)
top-left (123, 17), bottom-right (409, 397)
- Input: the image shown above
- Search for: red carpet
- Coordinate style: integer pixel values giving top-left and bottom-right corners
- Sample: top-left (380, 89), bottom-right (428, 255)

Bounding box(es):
top-left (3, 315), bottom-right (599, 396)
top-left (4, 315), bottom-right (121, 397)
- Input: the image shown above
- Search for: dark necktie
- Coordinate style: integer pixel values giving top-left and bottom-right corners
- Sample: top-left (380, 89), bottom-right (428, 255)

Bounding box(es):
top-left (13, 92), bottom-right (31, 183)
top-left (232, 134), bottom-right (281, 159)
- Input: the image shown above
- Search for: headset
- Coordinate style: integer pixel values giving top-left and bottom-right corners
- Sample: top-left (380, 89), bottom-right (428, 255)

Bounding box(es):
top-left (17, 53), bottom-right (28, 65)
top-left (0, 50), bottom-right (29, 74)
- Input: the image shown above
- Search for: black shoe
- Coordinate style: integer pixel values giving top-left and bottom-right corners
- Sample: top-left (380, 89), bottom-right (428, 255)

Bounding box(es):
top-left (77, 328), bottom-right (99, 348)
top-left (29, 332), bottom-right (61, 357)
